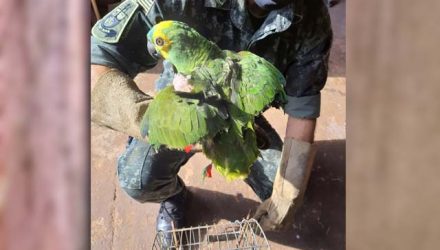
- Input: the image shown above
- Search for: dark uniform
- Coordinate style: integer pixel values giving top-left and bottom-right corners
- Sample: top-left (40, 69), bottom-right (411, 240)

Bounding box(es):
top-left (91, 0), bottom-right (332, 202)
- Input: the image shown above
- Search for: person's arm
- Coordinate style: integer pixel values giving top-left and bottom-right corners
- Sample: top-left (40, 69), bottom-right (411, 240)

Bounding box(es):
top-left (90, 36), bottom-right (155, 140)
top-left (254, 115), bottom-right (317, 231)
top-left (91, 65), bottom-right (152, 140)
top-left (254, 6), bottom-right (333, 230)
top-left (285, 116), bottom-right (316, 143)
top-left (90, 5), bottom-right (160, 139)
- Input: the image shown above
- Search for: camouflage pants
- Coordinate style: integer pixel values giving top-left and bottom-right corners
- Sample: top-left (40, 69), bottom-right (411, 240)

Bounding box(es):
top-left (117, 116), bottom-right (283, 203)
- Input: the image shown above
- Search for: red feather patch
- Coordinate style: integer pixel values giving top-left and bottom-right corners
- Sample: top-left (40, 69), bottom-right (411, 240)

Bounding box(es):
top-left (206, 164), bottom-right (212, 178)
top-left (202, 164), bottom-right (213, 180)
top-left (184, 145), bottom-right (193, 153)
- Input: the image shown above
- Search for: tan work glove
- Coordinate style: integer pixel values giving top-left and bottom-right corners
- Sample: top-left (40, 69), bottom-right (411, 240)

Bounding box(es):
top-left (254, 138), bottom-right (316, 231)
top-left (91, 69), bottom-right (152, 139)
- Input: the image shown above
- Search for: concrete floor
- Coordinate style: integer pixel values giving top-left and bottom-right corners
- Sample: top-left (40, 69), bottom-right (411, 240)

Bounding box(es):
top-left (91, 1), bottom-right (345, 249)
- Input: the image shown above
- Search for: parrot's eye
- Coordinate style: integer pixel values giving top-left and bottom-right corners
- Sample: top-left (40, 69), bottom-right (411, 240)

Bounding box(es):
top-left (155, 37), bottom-right (164, 46)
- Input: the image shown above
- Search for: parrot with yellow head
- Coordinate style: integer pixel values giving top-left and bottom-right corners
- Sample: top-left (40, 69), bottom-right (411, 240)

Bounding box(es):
top-left (142, 21), bottom-right (286, 180)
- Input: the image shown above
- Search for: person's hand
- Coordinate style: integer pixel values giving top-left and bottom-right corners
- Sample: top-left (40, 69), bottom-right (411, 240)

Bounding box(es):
top-left (253, 138), bottom-right (315, 231)
top-left (254, 196), bottom-right (295, 231)
top-left (173, 73), bottom-right (193, 92)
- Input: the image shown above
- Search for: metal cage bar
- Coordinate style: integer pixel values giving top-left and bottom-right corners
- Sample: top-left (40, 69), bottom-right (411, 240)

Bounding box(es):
top-left (152, 219), bottom-right (270, 250)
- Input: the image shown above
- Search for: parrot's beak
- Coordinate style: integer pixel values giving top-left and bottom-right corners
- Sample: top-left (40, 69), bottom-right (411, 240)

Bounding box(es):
top-left (147, 41), bottom-right (161, 60)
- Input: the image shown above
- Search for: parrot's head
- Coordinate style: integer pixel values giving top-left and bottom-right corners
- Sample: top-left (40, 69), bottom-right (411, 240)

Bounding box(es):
top-left (147, 21), bottom-right (223, 74)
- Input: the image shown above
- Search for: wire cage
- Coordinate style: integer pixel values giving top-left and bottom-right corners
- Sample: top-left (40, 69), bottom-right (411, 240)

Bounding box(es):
top-left (152, 218), bottom-right (270, 250)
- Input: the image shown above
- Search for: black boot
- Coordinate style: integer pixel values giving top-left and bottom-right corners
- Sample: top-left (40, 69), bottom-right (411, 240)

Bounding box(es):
top-left (156, 187), bottom-right (187, 247)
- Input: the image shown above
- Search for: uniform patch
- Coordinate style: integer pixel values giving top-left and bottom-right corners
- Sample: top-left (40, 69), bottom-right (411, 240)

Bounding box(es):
top-left (92, 0), bottom-right (140, 43)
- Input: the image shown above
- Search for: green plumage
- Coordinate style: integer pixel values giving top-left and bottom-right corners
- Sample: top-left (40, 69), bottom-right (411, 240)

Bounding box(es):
top-left (202, 122), bottom-right (259, 180)
top-left (144, 21), bottom-right (287, 180)
top-left (145, 86), bottom-right (227, 149)
top-left (235, 51), bottom-right (287, 115)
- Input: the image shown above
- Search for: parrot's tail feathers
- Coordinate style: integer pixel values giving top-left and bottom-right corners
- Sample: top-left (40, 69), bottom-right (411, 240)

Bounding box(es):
top-left (225, 171), bottom-right (249, 181)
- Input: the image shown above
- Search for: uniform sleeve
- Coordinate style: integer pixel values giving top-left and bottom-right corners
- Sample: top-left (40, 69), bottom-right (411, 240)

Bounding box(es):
top-left (283, 7), bottom-right (333, 119)
top-left (91, 10), bottom-right (158, 78)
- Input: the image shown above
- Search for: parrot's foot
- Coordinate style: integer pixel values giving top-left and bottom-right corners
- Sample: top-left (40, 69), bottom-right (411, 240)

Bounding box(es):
top-left (156, 187), bottom-right (187, 247)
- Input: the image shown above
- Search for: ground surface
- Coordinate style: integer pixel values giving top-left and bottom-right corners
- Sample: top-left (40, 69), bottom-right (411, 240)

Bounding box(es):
top-left (91, 1), bottom-right (345, 249)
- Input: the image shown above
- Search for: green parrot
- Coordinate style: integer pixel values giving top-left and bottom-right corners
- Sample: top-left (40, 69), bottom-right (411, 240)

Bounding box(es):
top-left (143, 20), bottom-right (286, 180)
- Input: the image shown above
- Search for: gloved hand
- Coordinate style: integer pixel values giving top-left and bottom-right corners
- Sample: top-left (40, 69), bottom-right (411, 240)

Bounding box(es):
top-left (254, 138), bottom-right (316, 231)
top-left (91, 69), bottom-right (152, 140)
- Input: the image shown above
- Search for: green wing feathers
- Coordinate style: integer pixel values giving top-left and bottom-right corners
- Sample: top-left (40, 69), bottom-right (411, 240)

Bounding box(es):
top-left (144, 86), bottom-right (227, 149)
top-left (236, 51), bottom-right (287, 115)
